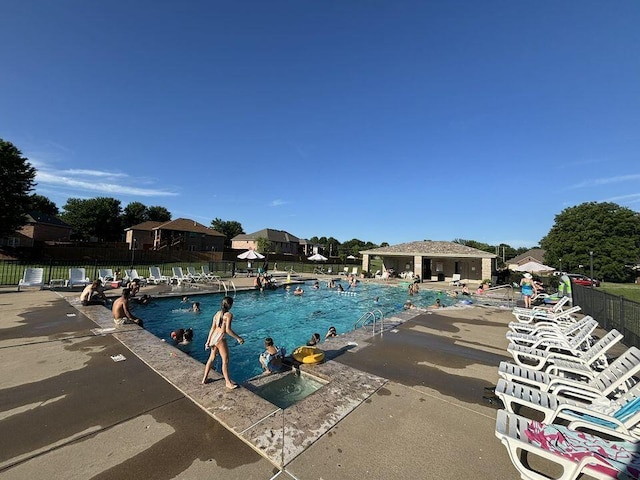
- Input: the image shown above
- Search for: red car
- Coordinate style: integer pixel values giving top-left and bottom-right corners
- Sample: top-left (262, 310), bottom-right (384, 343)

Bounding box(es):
top-left (567, 274), bottom-right (600, 287)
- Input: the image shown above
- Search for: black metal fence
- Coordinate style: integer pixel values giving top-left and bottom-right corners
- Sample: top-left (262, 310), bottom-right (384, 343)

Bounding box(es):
top-left (573, 283), bottom-right (640, 348)
top-left (0, 259), bottom-right (351, 287)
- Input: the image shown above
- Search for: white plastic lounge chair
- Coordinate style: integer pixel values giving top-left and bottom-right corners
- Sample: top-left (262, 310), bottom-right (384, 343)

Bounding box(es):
top-left (506, 329), bottom-right (623, 371)
top-left (201, 265), bottom-right (220, 281)
top-left (68, 268), bottom-right (91, 288)
top-left (17, 268), bottom-right (44, 291)
top-left (505, 318), bottom-right (597, 351)
top-left (449, 273), bottom-right (461, 286)
top-left (148, 266), bottom-right (169, 284)
top-left (507, 316), bottom-right (596, 342)
top-left (186, 267), bottom-right (204, 282)
top-left (340, 267), bottom-right (349, 276)
top-left (124, 269), bottom-right (147, 286)
top-left (171, 267), bottom-right (194, 285)
top-left (495, 409), bottom-right (640, 480)
top-left (351, 267), bottom-right (358, 275)
top-left (497, 347), bottom-right (640, 403)
top-left (495, 378), bottom-right (640, 439)
top-left (327, 267), bottom-right (333, 274)
top-left (511, 296), bottom-right (571, 317)
top-left (512, 305), bottom-right (582, 324)
top-left (98, 268), bottom-right (114, 283)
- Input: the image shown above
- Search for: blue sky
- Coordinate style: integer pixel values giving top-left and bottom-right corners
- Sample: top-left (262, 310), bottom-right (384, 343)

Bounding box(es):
top-left (2, 1), bottom-right (638, 248)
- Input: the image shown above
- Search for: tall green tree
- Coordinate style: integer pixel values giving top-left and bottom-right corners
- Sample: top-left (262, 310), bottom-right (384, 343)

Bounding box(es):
top-left (146, 206), bottom-right (171, 222)
top-left (540, 202), bottom-right (640, 282)
top-left (61, 197), bottom-right (123, 241)
top-left (0, 139), bottom-right (36, 238)
top-left (28, 194), bottom-right (59, 216)
top-left (211, 218), bottom-right (244, 247)
top-left (122, 201), bottom-right (148, 227)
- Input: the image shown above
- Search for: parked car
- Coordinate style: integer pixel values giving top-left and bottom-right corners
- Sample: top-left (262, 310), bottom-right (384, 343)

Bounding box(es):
top-left (566, 274), bottom-right (600, 287)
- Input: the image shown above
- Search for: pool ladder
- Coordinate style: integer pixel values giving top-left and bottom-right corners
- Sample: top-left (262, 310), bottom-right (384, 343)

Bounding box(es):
top-left (218, 280), bottom-right (237, 296)
top-left (354, 309), bottom-right (384, 335)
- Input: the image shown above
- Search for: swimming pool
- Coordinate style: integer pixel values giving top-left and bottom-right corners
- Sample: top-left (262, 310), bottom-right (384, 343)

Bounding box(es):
top-left (138, 281), bottom-right (460, 383)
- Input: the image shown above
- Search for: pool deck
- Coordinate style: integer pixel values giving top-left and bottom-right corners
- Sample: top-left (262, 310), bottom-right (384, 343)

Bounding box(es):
top-left (0, 278), bottom-right (589, 479)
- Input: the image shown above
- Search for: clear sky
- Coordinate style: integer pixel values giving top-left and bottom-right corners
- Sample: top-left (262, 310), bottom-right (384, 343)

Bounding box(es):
top-left (2, 1), bottom-right (638, 248)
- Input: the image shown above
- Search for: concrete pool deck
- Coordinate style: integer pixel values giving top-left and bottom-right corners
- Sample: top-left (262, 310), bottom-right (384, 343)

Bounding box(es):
top-left (0, 279), bottom-right (583, 479)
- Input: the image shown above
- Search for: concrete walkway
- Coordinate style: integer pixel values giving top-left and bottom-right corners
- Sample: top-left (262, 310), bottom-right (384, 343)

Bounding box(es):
top-left (0, 281), bottom-right (535, 479)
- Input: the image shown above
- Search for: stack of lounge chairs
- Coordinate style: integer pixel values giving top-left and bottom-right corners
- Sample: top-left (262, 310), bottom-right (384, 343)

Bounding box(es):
top-left (493, 301), bottom-right (640, 480)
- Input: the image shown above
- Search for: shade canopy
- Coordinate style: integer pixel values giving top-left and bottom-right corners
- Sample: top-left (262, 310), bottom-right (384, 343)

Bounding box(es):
top-left (513, 261), bottom-right (554, 273)
top-left (308, 253), bottom-right (328, 262)
top-left (237, 250), bottom-right (265, 260)
top-left (346, 255), bottom-right (357, 260)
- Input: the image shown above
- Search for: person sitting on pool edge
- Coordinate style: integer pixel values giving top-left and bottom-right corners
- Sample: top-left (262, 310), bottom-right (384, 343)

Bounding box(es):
top-left (306, 332), bottom-right (321, 346)
top-left (80, 279), bottom-right (108, 306)
top-left (259, 337), bottom-right (286, 374)
top-left (112, 288), bottom-right (143, 327)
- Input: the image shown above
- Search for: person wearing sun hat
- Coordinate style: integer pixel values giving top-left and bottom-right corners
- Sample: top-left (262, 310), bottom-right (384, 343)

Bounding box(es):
top-left (519, 272), bottom-right (536, 309)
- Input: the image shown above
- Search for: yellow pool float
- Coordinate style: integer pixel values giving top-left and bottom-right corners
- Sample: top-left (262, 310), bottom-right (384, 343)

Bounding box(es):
top-left (292, 346), bottom-right (325, 364)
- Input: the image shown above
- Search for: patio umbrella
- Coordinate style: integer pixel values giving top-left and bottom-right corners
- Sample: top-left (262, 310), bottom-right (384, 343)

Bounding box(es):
top-left (237, 250), bottom-right (265, 260)
top-left (346, 255), bottom-right (356, 261)
top-left (308, 253), bottom-right (328, 262)
top-left (513, 261), bottom-right (554, 273)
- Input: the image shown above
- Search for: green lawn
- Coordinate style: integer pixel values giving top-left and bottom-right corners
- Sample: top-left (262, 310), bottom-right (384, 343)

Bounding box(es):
top-left (600, 283), bottom-right (640, 303)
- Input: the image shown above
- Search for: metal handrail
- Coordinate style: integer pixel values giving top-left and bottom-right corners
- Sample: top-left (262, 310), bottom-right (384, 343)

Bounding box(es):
top-left (475, 284), bottom-right (515, 307)
top-left (354, 309), bottom-right (385, 335)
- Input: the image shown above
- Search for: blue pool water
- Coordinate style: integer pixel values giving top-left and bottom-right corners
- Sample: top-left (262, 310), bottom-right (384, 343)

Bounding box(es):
top-left (137, 281), bottom-right (461, 383)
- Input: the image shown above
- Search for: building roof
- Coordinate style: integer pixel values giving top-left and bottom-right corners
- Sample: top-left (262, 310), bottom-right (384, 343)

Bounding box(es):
top-left (508, 248), bottom-right (545, 264)
top-left (125, 221), bottom-right (163, 232)
top-left (361, 241), bottom-right (497, 258)
top-left (126, 219), bottom-right (224, 237)
top-left (24, 212), bottom-right (72, 228)
top-left (232, 228), bottom-right (300, 243)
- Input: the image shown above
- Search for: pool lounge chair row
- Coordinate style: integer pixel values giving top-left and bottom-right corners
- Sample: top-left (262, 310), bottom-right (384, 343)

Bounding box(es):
top-left (145, 266), bottom-right (221, 285)
top-left (18, 267), bottom-right (93, 291)
top-left (494, 303), bottom-right (640, 479)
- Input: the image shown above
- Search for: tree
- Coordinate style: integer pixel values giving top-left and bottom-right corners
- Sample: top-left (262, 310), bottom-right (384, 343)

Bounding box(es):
top-left (540, 202), bottom-right (640, 283)
top-left (146, 206), bottom-right (171, 222)
top-left (256, 237), bottom-right (270, 253)
top-left (211, 218), bottom-right (244, 247)
top-left (122, 201), bottom-right (148, 228)
top-left (61, 197), bottom-right (123, 241)
top-left (28, 194), bottom-right (59, 216)
top-left (0, 139), bottom-right (36, 238)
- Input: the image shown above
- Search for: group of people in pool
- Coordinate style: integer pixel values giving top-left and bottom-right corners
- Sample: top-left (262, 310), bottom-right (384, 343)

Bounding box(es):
top-left (200, 296), bottom-right (343, 388)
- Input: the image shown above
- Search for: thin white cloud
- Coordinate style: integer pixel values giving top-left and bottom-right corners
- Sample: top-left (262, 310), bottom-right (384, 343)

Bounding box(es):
top-left (567, 174), bottom-right (640, 190)
top-left (62, 169), bottom-right (128, 178)
top-left (269, 199), bottom-right (287, 207)
top-left (35, 170), bottom-right (179, 197)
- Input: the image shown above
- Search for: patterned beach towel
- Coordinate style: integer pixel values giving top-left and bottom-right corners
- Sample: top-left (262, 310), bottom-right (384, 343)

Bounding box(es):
top-left (525, 420), bottom-right (640, 479)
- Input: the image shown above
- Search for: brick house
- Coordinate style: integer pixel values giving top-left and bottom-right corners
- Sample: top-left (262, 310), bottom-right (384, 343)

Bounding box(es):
top-left (125, 218), bottom-right (225, 252)
top-left (231, 228), bottom-right (302, 255)
top-left (0, 212), bottom-right (73, 248)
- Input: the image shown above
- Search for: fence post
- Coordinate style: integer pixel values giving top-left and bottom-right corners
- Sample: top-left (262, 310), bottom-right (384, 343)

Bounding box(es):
top-left (48, 259), bottom-right (53, 285)
top-left (620, 295), bottom-right (626, 337)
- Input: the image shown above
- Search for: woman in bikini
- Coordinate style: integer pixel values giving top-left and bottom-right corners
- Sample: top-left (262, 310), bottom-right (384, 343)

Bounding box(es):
top-left (201, 296), bottom-right (244, 388)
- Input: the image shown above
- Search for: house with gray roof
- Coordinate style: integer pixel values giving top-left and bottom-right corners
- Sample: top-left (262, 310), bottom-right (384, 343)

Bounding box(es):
top-left (231, 229), bottom-right (301, 255)
top-left (506, 248), bottom-right (546, 270)
top-left (360, 241), bottom-right (497, 283)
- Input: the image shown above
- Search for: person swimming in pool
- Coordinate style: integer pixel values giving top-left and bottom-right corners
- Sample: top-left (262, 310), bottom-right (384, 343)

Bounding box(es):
top-left (306, 332), bottom-right (321, 346)
top-left (202, 296), bottom-right (244, 388)
top-left (325, 326), bottom-right (337, 339)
